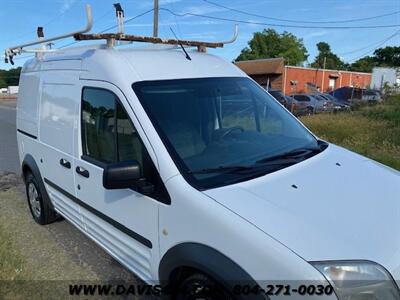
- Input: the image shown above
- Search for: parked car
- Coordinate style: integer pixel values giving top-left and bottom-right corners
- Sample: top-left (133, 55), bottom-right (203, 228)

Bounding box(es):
top-left (267, 89), bottom-right (293, 108)
top-left (286, 94), bottom-right (314, 115)
top-left (312, 94), bottom-right (334, 113)
top-left (318, 94), bottom-right (350, 112)
top-left (330, 86), bottom-right (382, 105)
top-left (291, 94), bottom-right (332, 114)
top-left (16, 39), bottom-right (400, 300)
top-left (362, 89), bottom-right (382, 104)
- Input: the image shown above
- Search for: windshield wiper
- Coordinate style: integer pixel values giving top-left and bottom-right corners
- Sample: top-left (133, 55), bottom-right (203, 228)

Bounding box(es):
top-left (256, 146), bottom-right (322, 164)
top-left (187, 159), bottom-right (299, 175)
top-left (187, 165), bottom-right (254, 175)
top-left (187, 144), bottom-right (325, 176)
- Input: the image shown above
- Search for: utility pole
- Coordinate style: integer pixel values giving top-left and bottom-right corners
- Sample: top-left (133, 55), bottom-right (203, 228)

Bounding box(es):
top-left (321, 56), bottom-right (326, 92)
top-left (153, 0), bottom-right (159, 37)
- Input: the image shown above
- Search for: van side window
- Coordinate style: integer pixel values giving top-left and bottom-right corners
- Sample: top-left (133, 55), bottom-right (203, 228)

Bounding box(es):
top-left (82, 88), bottom-right (116, 163)
top-left (116, 102), bottom-right (143, 164)
top-left (81, 87), bottom-right (171, 203)
top-left (82, 88), bottom-right (144, 166)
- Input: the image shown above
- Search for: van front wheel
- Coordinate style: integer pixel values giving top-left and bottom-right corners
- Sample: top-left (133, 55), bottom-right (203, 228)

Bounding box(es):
top-left (25, 173), bottom-right (57, 225)
top-left (174, 273), bottom-right (233, 300)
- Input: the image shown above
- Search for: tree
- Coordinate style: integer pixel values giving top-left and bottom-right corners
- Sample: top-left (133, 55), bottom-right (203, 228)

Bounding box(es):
top-left (0, 78), bottom-right (6, 88)
top-left (348, 46), bottom-right (400, 73)
top-left (311, 42), bottom-right (346, 70)
top-left (349, 56), bottom-right (377, 73)
top-left (236, 29), bottom-right (308, 66)
top-left (0, 67), bottom-right (22, 87)
top-left (374, 46), bottom-right (400, 67)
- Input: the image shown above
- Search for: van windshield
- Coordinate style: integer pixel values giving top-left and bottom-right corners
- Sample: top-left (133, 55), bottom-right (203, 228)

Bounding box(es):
top-left (133, 77), bottom-right (322, 189)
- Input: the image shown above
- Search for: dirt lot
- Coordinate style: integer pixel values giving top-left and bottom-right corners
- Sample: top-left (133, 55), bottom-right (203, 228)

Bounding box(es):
top-left (0, 95), bottom-right (17, 104)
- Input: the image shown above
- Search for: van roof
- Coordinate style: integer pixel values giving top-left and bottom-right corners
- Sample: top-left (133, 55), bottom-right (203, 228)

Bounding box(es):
top-left (22, 45), bottom-right (245, 83)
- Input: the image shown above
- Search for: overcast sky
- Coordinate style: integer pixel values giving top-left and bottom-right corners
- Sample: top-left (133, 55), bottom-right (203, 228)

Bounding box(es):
top-left (0, 0), bottom-right (399, 69)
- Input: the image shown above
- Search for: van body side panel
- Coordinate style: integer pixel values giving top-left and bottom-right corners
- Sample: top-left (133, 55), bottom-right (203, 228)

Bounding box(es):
top-left (38, 71), bottom-right (83, 231)
top-left (17, 72), bottom-right (41, 138)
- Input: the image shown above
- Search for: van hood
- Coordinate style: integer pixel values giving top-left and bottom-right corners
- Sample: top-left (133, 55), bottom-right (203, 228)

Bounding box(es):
top-left (204, 144), bottom-right (400, 279)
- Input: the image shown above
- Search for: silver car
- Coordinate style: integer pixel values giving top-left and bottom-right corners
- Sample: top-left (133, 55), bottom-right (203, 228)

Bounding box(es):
top-left (285, 94), bottom-right (313, 115)
top-left (291, 94), bottom-right (333, 115)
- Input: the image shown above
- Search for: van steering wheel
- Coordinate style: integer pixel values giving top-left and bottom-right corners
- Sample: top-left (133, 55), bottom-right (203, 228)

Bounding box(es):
top-left (220, 126), bottom-right (244, 139)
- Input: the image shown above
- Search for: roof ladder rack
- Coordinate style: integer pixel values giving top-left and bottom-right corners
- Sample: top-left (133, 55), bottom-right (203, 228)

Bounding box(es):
top-left (4, 3), bottom-right (239, 64)
top-left (4, 4), bottom-right (93, 64)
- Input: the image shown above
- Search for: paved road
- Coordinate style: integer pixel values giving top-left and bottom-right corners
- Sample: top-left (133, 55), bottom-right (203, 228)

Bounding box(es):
top-left (0, 103), bottom-right (138, 283)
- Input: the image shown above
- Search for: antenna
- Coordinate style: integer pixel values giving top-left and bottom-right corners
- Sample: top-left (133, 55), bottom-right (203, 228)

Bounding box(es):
top-left (170, 27), bottom-right (191, 61)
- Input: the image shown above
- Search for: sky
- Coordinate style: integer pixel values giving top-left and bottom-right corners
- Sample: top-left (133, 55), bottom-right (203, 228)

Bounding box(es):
top-left (0, 0), bottom-right (399, 70)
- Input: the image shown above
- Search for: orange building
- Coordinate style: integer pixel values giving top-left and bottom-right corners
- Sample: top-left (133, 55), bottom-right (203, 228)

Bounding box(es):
top-left (235, 58), bottom-right (372, 95)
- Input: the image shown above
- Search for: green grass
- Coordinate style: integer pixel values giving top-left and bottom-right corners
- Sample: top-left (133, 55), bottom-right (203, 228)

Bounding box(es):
top-left (0, 223), bottom-right (26, 281)
top-left (0, 188), bottom-right (100, 299)
top-left (301, 95), bottom-right (400, 171)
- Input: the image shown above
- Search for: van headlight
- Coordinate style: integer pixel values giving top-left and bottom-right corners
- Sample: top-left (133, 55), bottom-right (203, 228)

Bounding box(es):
top-left (311, 261), bottom-right (400, 300)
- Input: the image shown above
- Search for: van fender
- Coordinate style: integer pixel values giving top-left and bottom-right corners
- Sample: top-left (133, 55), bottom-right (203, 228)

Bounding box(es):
top-left (22, 154), bottom-right (55, 211)
top-left (159, 242), bottom-right (266, 299)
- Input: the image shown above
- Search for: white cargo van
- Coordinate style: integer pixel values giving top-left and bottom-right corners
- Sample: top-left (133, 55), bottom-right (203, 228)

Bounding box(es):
top-left (8, 5), bottom-right (400, 300)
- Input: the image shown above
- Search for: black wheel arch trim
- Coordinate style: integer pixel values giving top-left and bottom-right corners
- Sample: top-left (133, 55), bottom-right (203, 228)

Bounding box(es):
top-left (22, 154), bottom-right (55, 211)
top-left (159, 242), bottom-right (267, 300)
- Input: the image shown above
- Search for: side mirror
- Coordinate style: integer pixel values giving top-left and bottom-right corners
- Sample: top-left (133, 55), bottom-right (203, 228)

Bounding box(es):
top-left (103, 160), bottom-right (141, 190)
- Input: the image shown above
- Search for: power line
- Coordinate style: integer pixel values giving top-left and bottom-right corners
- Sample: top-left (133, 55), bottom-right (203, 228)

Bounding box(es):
top-left (2, 7), bottom-right (155, 66)
top-left (338, 30), bottom-right (400, 56)
top-left (203, 0), bottom-right (400, 24)
top-left (58, 8), bottom-right (154, 49)
top-left (159, 8), bottom-right (400, 29)
top-left (348, 29), bottom-right (400, 62)
top-left (100, 8), bottom-right (154, 33)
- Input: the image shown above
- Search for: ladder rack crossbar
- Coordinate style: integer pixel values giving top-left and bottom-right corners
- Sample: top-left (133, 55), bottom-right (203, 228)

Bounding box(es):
top-left (74, 32), bottom-right (233, 49)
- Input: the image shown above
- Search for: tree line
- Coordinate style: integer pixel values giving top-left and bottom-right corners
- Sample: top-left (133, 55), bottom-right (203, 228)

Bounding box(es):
top-left (0, 67), bottom-right (21, 88)
top-left (236, 29), bottom-right (400, 73)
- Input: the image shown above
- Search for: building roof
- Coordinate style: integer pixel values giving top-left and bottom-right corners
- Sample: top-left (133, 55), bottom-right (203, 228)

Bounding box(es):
top-left (234, 58), bottom-right (284, 75)
top-left (286, 65), bottom-right (371, 76)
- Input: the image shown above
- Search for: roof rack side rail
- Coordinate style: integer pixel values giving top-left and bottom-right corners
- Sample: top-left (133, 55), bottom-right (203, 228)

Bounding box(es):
top-left (222, 24), bottom-right (239, 45)
top-left (5, 4), bottom-right (93, 64)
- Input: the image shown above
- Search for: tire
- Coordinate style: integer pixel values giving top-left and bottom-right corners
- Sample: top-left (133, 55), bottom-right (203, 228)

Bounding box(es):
top-left (174, 273), bottom-right (234, 300)
top-left (25, 172), bottom-right (58, 225)
top-left (306, 107), bottom-right (314, 116)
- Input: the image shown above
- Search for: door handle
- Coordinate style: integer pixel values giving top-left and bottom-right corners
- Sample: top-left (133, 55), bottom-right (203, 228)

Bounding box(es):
top-left (60, 159), bottom-right (71, 169)
top-left (76, 166), bottom-right (90, 178)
